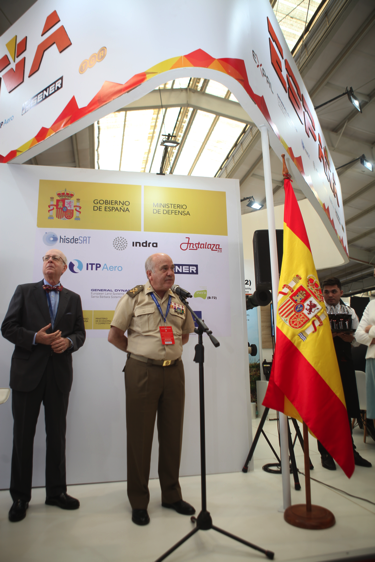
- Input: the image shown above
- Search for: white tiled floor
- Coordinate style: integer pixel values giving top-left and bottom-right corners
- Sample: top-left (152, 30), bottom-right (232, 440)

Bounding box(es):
top-left (1, 418), bottom-right (374, 562)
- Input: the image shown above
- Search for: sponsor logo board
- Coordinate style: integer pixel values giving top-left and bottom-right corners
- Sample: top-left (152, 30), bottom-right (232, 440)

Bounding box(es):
top-left (174, 264), bottom-right (199, 274)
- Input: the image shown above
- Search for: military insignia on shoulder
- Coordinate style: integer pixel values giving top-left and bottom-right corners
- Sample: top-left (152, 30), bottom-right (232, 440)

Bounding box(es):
top-left (126, 285), bottom-right (144, 298)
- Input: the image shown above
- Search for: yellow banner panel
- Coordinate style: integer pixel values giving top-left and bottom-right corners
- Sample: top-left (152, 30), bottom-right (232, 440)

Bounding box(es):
top-left (37, 180), bottom-right (141, 231)
top-left (82, 310), bottom-right (93, 330)
top-left (144, 186), bottom-right (227, 235)
top-left (93, 310), bottom-right (114, 330)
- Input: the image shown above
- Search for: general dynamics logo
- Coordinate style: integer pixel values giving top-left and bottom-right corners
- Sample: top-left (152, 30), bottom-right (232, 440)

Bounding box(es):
top-left (69, 259), bottom-right (83, 273)
top-left (43, 232), bottom-right (58, 246)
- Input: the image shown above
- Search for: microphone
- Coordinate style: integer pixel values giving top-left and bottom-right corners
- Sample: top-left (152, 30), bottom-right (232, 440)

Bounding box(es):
top-left (172, 284), bottom-right (192, 299)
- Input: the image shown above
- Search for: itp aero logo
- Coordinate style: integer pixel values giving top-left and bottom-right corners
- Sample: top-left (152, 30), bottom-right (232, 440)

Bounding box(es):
top-left (69, 259), bottom-right (83, 274)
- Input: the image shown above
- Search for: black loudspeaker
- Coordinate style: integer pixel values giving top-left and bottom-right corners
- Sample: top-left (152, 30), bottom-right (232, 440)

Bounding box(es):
top-left (253, 230), bottom-right (283, 291)
top-left (350, 296), bottom-right (370, 322)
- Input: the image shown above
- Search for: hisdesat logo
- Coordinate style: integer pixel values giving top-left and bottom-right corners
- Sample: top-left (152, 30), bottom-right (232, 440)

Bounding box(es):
top-left (43, 232), bottom-right (91, 245)
top-left (69, 259), bottom-right (83, 274)
top-left (59, 235), bottom-right (91, 244)
top-left (43, 232), bottom-right (58, 246)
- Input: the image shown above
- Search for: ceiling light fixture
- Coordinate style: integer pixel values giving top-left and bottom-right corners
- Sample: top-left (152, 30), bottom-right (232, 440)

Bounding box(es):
top-left (240, 196), bottom-right (263, 210)
top-left (360, 154), bottom-right (373, 172)
top-left (161, 134), bottom-right (179, 148)
top-left (157, 134), bottom-right (179, 175)
top-left (336, 153), bottom-right (373, 173)
top-left (314, 87), bottom-right (362, 112)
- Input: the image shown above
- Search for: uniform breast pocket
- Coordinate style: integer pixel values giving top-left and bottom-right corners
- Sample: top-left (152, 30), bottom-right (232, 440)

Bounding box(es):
top-left (133, 306), bottom-right (156, 333)
top-left (169, 308), bottom-right (185, 334)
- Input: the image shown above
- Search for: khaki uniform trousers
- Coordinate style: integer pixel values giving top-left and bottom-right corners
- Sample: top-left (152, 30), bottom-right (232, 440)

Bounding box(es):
top-left (124, 356), bottom-right (185, 509)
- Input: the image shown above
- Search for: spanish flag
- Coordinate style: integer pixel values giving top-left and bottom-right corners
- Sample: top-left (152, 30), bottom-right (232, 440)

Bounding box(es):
top-left (263, 178), bottom-right (354, 478)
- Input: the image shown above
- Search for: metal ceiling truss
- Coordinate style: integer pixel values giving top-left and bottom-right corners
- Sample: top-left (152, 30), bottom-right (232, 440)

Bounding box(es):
top-left (308, 7), bottom-right (375, 99)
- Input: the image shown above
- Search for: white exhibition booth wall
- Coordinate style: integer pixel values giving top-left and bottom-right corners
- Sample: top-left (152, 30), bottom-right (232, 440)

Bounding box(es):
top-left (0, 0), bottom-right (349, 493)
top-left (0, 164), bottom-right (250, 490)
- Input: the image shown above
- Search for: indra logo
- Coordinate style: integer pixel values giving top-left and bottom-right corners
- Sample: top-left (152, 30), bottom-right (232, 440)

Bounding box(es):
top-left (69, 259), bottom-right (83, 274)
top-left (132, 240), bottom-right (158, 248)
top-left (43, 232), bottom-right (58, 246)
top-left (113, 237), bottom-right (127, 251)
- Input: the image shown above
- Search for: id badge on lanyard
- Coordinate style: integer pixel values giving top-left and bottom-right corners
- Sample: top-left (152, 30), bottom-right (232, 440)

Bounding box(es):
top-left (151, 293), bottom-right (175, 345)
top-left (159, 325), bottom-right (175, 345)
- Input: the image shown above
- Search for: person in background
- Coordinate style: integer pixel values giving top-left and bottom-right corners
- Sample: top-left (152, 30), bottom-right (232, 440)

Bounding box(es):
top-left (1, 249), bottom-right (86, 522)
top-left (354, 298), bottom-right (375, 441)
top-left (319, 277), bottom-right (371, 470)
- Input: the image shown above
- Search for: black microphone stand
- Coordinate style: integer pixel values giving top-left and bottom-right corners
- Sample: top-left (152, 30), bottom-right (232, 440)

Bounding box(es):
top-left (155, 299), bottom-right (274, 562)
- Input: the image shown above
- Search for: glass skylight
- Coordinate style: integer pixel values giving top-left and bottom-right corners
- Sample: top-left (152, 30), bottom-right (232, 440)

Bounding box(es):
top-left (95, 1), bottom-right (323, 178)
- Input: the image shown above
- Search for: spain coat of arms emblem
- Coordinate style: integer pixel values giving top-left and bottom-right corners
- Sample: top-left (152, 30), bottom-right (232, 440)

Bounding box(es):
top-left (278, 274), bottom-right (326, 341)
top-left (48, 189), bottom-right (81, 221)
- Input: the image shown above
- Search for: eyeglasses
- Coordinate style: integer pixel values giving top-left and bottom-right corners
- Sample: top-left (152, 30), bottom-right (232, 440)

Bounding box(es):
top-left (42, 255), bottom-right (66, 264)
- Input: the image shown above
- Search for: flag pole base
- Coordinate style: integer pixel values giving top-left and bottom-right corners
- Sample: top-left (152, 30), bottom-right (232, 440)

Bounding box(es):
top-left (284, 504), bottom-right (335, 530)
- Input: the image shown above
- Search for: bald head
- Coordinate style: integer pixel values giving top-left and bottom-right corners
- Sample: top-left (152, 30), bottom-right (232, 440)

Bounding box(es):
top-left (42, 248), bottom-right (68, 285)
top-left (145, 253), bottom-right (175, 298)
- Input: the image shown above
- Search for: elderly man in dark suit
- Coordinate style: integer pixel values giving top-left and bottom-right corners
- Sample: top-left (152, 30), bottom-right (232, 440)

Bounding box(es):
top-left (1, 248), bottom-right (85, 522)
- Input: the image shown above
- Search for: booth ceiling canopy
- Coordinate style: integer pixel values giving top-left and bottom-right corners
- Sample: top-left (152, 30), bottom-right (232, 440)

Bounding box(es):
top-left (1, 0), bottom-right (375, 293)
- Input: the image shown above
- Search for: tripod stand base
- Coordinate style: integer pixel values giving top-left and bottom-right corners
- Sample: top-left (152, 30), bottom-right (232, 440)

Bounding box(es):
top-left (155, 510), bottom-right (275, 561)
top-left (284, 504), bottom-right (335, 529)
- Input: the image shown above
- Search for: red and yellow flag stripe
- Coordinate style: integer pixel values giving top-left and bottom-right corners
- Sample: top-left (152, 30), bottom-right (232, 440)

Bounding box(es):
top-left (263, 179), bottom-right (354, 477)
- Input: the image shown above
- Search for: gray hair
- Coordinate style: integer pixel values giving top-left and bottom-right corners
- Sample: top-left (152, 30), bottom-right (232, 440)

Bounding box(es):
top-left (145, 255), bottom-right (155, 274)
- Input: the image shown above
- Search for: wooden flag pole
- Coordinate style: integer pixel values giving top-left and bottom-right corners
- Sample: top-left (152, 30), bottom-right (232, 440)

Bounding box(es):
top-left (303, 422), bottom-right (312, 512)
top-left (280, 154), bottom-right (335, 529)
top-left (284, 421), bottom-right (335, 529)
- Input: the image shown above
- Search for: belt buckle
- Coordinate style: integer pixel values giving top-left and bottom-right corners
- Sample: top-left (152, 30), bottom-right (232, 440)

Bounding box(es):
top-left (163, 360), bottom-right (172, 367)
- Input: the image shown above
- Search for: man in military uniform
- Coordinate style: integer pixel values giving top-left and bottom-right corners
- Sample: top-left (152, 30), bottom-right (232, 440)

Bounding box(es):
top-left (108, 253), bottom-right (196, 526)
top-left (319, 277), bottom-right (371, 470)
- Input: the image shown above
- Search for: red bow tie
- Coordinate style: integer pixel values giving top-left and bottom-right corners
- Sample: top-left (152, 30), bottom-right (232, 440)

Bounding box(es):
top-left (43, 284), bottom-right (63, 292)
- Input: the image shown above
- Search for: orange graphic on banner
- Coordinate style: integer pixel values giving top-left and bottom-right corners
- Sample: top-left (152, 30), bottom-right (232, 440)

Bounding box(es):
top-left (0, 48), bottom-right (301, 182)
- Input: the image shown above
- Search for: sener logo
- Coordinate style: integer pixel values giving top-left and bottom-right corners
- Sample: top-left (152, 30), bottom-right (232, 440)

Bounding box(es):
top-left (174, 264), bottom-right (199, 275)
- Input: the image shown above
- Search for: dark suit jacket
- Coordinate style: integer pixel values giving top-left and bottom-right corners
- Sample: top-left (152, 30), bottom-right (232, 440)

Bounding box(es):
top-left (1, 280), bottom-right (86, 394)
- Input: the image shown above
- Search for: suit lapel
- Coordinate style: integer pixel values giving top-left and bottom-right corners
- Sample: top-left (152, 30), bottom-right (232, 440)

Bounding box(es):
top-left (33, 281), bottom-right (52, 327)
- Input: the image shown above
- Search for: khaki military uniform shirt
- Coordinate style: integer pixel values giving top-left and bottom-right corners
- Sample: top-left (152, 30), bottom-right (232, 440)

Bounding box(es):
top-left (111, 282), bottom-right (195, 360)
